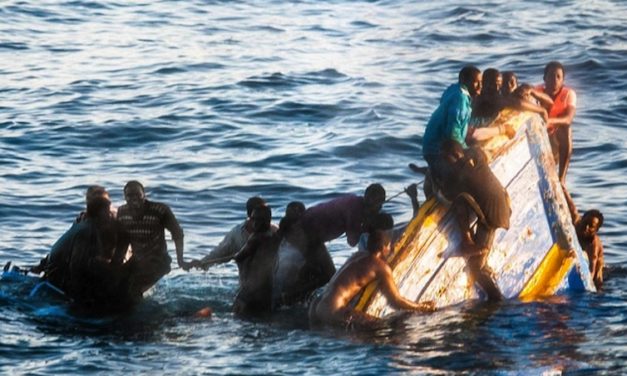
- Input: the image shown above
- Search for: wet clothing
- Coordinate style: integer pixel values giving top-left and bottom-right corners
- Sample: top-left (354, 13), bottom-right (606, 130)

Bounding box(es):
top-left (440, 147), bottom-right (511, 229)
top-left (200, 221), bottom-right (278, 265)
top-left (233, 231), bottom-right (279, 316)
top-left (66, 217), bottom-right (134, 310)
top-left (44, 222), bottom-right (88, 291)
top-left (300, 194), bottom-right (366, 247)
top-left (422, 83), bottom-right (473, 158)
top-left (273, 223), bottom-right (336, 307)
top-left (117, 200), bottom-right (183, 292)
top-left (535, 85), bottom-right (577, 122)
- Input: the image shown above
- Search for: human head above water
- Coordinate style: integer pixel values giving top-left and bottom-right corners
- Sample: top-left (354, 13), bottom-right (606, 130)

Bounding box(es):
top-left (513, 83), bottom-right (533, 101)
top-left (543, 61), bottom-right (565, 95)
top-left (251, 205), bottom-right (272, 233)
top-left (366, 212), bottom-right (394, 254)
top-left (85, 185), bottom-right (109, 206)
top-left (501, 71), bottom-right (518, 95)
top-left (124, 180), bottom-right (146, 209)
top-left (581, 209), bottom-right (604, 237)
top-left (246, 196), bottom-right (266, 217)
top-left (364, 183), bottom-right (386, 213)
top-left (458, 65), bottom-right (482, 98)
top-left (482, 68), bottom-right (502, 94)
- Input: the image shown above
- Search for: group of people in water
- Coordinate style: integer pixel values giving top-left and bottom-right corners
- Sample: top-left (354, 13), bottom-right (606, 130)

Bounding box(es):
top-left (27, 61), bottom-right (604, 328)
top-left (422, 61), bottom-right (604, 294)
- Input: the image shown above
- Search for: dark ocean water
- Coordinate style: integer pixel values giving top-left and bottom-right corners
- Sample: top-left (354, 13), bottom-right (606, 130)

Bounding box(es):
top-left (1, 0), bottom-right (626, 374)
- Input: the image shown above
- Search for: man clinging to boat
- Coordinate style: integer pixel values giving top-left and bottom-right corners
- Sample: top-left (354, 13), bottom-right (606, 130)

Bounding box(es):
top-left (533, 61), bottom-right (577, 185)
top-left (308, 212), bottom-right (435, 330)
top-left (421, 65), bottom-right (514, 301)
top-left (562, 185), bottom-right (605, 290)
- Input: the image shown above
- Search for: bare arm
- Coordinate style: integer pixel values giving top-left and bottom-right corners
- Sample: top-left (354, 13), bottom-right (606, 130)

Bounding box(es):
top-left (404, 183), bottom-right (420, 218)
top-left (561, 183), bottom-right (580, 225)
top-left (377, 260), bottom-right (434, 312)
top-left (547, 105), bottom-right (576, 131)
top-left (531, 89), bottom-right (554, 111)
top-left (592, 236), bottom-right (604, 289)
top-left (468, 123), bottom-right (516, 142)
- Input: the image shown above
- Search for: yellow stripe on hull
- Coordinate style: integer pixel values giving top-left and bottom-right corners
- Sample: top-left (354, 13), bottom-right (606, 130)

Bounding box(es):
top-left (519, 243), bottom-right (575, 301)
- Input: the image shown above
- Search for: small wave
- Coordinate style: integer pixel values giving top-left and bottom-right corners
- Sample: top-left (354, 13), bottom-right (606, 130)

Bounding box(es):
top-left (0, 42), bottom-right (29, 51)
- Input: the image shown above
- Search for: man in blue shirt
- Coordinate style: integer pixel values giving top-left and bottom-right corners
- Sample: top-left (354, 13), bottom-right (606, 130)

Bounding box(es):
top-left (422, 65), bottom-right (482, 172)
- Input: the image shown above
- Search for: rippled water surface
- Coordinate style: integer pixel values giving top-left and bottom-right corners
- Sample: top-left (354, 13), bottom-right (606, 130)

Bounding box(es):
top-left (1, 0), bottom-right (626, 374)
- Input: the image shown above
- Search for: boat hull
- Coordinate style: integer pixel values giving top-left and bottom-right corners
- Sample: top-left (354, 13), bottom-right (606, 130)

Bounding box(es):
top-left (355, 111), bottom-right (595, 317)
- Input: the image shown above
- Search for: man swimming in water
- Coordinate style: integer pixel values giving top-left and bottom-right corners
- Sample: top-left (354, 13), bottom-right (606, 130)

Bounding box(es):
top-left (117, 180), bottom-right (190, 294)
top-left (31, 185), bottom-right (113, 282)
top-left (65, 194), bottom-right (136, 311)
top-left (232, 205), bottom-right (279, 316)
top-left (273, 201), bottom-right (336, 307)
top-left (189, 196), bottom-right (275, 270)
top-left (562, 185), bottom-right (604, 290)
top-left (309, 212), bottom-right (434, 330)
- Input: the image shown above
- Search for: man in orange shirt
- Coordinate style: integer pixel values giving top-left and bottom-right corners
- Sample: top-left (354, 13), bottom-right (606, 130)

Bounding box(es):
top-left (535, 61), bottom-right (577, 184)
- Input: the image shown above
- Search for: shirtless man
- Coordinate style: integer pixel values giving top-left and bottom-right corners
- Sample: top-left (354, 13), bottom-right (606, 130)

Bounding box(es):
top-left (232, 205), bottom-right (279, 316)
top-left (309, 213), bottom-right (434, 329)
top-left (562, 186), bottom-right (604, 290)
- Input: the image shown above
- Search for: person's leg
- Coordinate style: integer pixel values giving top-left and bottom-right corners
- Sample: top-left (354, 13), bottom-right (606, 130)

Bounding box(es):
top-left (556, 126), bottom-right (572, 185)
top-left (468, 224), bottom-right (503, 301)
top-left (452, 196), bottom-right (479, 254)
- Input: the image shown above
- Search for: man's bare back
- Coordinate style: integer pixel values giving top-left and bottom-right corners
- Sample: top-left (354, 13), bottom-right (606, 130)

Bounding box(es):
top-left (309, 214), bottom-right (434, 329)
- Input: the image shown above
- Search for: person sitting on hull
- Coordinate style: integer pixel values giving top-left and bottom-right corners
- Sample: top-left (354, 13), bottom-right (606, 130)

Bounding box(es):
top-left (117, 180), bottom-right (191, 294)
top-left (438, 139), bottom-right (511, 301)
top-left (232, 205), bottom-right (280, 316)
top-left (308, 212), bottom-right (435, 330)
top-left (273, 201), bottom-right (336, 308)
top-left (189, 196), bottom-right (277, 270)
top-left (65, 195), bottom-right (137, 312)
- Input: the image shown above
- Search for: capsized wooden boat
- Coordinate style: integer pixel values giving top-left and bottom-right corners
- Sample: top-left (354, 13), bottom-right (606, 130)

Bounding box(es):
top-left (354, 111), bottom-right (596, 317)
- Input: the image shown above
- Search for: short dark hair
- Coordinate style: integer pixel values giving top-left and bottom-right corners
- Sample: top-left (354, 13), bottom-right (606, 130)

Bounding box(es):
top-left (366, 213), bottom-right (394, 253)
top-left (246, 196), bottom-right (266, 217)
top-left (544, 61), bottom-right (565, 79)
top-left (279, 201), bottom-right (306, 236)
top-left (365, 183), bottom-right (386, 202)
top-left (85, 185), bottom-right (107, 204)
top-left (124, 180), bottom-right (144, 193)
top-left (459, 65), bottom-right (481, 85)
top-left (369, 212), bottom-right (394, 232)
top-left (502, 71), bottom-right (517, 82)
top-left (86, 196), bottom-right (111, 218)
top-left (482, 68), bottom-right (500, 88)
top-left (582, 209), bottom-right (604, 228)
top-left (251, 205), bottom-right (272, 221)
top-left (513, 83), bottom-right (532, 99)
